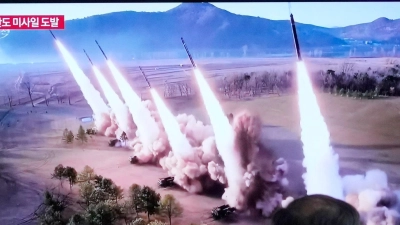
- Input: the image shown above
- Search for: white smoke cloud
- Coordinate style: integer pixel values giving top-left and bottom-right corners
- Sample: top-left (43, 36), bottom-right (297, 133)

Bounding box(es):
top-left (81, 63), bottom-right (287, 216)
top-left (104, 111), bottom-right (119, 137)
top-left (343, 170), bottom-right (389, 195)
top-left (343, 169), bottom-right (400, 225)
top-left (93, 66), bottom-right (133, 135)
top-left (101, 98), bottom-right (288, 215)
top-left (56, 43), bottom-right (285, 207)
top-left (296, 61), bottom-right (343, 200)
top-left (107, 60), bottom-right (160, 152)
top-left (126, 100), bottom-right (169, 163)
top-left (281, 196), bottom-right (295, 208)
top-left (157, 111), bottom-right (222, 194)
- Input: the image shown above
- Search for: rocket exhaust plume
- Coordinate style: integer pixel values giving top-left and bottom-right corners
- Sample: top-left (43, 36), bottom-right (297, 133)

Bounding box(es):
top-left (290, 14), bottom-right (302, 61)
top-left (296, 62), bottom-right (343, 199)
top-left (193, 68), bottom-right (242, 207)
top-left (92, 66), bottom-right (131, 134)
top-left (150, 88), bottom-right (193, 158)
top-left (108, 61), bottom-right (159, 148)
top-left (289, 12), bottom-right (342, 199)
top-left (51, 36), bottom-right (109, 129)
top-left (143, 65), bottom-right (192, 158)
top-left (181, 38), bottom-right (243, 207)
top-left (84, 50), bottom-right (130, 133)
top-left (290, 14), bottom-right (400, 221)
top-left (94, 42), bottom-right (159, 149)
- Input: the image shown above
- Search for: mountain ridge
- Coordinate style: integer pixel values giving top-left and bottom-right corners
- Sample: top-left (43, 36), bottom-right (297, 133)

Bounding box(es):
top-left (0, 3), bottom-right (399, 63)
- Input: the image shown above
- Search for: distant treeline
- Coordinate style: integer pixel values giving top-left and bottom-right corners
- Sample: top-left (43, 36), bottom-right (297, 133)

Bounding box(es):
top-left (5, 44), bottom-right (400, 64)
top-left (312, 62), bottom-right (400, 97)
top-left (216, 61), bottom-right (400, 99)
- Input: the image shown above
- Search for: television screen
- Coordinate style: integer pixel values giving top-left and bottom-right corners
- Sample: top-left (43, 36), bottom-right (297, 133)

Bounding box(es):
top-left (1, 2), bottom-right (400, 225)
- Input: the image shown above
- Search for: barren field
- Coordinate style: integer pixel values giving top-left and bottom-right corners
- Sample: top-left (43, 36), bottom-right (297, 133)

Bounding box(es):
top-left (1, 57), bottom-right (400, 225)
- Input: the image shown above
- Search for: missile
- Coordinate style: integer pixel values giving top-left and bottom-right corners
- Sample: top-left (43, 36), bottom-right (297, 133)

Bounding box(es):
top-left (95, 40), bottom-right (108, 60)
top-left (290, 13), bottom-right (302, 61)
top-left (83, 49), bottom-right (93, 66)
top-left (139, 66), bottom-right (151, 88)
top-left (49, 30), bottom-right (56, 40)
top-left (181, 37), bottom-right (196, 68)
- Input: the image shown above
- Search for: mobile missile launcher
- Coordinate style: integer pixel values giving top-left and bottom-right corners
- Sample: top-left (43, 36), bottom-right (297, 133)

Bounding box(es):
top-left (158, 177), bottom-right (175, 188)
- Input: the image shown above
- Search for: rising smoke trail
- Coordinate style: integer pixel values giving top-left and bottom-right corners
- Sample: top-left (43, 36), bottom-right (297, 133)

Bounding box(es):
top-left (150, 89), bottom-right (193, 158)
top-left (55, 40), bottom-right (109, 122)
top-left (296, 61), bottom-right (343, 200)
top-left (92, 66), bottom-right (130, 132)
top-left (193, 68), bottom-right (244, 208)
top-left (106, 60), bottom-right (159, 149)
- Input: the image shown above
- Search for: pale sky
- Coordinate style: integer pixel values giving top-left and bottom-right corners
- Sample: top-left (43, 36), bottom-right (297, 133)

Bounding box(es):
top-left (0, 2), bottom-right (399, 28)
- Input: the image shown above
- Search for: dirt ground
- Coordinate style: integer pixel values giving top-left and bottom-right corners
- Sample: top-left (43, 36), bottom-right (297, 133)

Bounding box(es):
top-left (1, 57), bottom-right (400, 225)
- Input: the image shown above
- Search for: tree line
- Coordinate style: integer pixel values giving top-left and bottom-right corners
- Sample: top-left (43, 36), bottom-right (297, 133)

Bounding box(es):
top-left (218, 70), bottom-right (293, 99)
top-left (27, 165), bottom-right (184, 225)
top-left (62, 125), bottom-right (89, 144)
top-left (317, 63), bottom-right (400, 97)
top-left (216, 62), bottom-right (400, 100)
